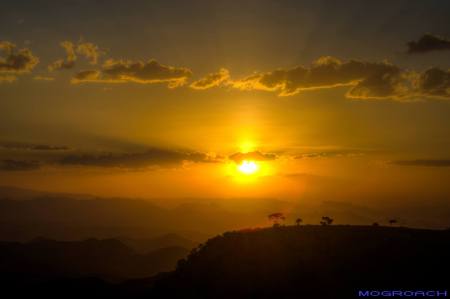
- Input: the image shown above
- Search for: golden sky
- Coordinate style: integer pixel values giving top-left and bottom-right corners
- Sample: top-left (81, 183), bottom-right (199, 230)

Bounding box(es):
top-left (1, 0), bottom-right (450, 217)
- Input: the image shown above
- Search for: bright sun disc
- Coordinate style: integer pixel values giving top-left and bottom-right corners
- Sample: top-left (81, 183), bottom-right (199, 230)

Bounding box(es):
top-left (238, 160), bottom-right (259, 175)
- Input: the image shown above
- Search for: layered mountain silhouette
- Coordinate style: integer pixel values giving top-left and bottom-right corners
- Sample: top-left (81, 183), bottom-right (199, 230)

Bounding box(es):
top-left (2, 186), bottom-right (449, 244)
top-left (1, 187), bottom-right (449, 298)
top-left (0, 186), bottom-right (283, 241)
top-left (0, 238), bottom-right (188, 282)
top-left (121, 233), bottom-right (197, 254)
top-left (2, 225), bottom-right (449, 298)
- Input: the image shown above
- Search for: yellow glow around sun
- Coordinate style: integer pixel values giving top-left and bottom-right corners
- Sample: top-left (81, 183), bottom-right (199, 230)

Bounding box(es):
top-left (238, 160), bottom-right (259, 175)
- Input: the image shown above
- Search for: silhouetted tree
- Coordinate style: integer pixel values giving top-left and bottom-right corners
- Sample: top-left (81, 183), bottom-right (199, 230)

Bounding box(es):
top-left (295, 218), bottom-right (303, 226)
top-left (268, 212), bottom-right (285, 227)
top-left (320, 216), bottom-right (333, 226)
top-left (389, 219), bottom-right (398, 226)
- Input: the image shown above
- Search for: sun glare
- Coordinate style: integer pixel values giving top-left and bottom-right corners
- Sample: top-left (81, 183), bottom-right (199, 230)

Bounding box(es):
top-left (238, 160), bottom-right (259, 175)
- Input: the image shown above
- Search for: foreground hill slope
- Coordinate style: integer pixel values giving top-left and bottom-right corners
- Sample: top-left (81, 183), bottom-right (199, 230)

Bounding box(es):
top-left (149, 225), bottom-right (450, 298)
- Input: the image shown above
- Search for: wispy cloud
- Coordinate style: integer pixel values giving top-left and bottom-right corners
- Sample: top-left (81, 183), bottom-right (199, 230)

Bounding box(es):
top-left (48, 40), bottom-right (103, 71)
top-left (0, 141), bottom-right (69, 151)
top-left (295, 149), bottom-right (365, 159)
top-left (0, 41), bottom-right (39, 82)
top-left (229, 151), bottom-right (277, 163)
top-left (190, 68), bottom-right (230, 90)
top-left (76, 41), bottom-right (102, 65)
top-left (48, 41), bottom-right (77, 71)
top-left (58, 148), bottom-right (219, 169)
top-left (0, 142), bottom-right (222, 171)
top-left (0, 159), bottom-right (40, 171)
top-left (391, 159), bottom-right (450, 167)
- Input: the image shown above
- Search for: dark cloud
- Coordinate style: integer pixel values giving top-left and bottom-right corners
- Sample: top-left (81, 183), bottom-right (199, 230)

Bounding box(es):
top-left (71, 59), bottom-right (192, 87)
top-left (407, 34), bottom-right (450, 54)
top-left (190, 68), bottom-right (230, 90)
top-left (0, 41), bottom-right (39, 76)
top-left (31, 145), bottom-right (69, 151)
top-left (58, 148), bottom-right (219, 168)
top-left (229, 151), bottom-right (277, 163)
top-left (66, 55), bottom-right (450, 100)
top-left (391, 159), bottom-right (450, 167)
top-left (0, 159), bottom-right (40, 171)
top-left (0, 140), bottom-right (223, 170)
top-left (345, 66), bottom-right (410, 100)
top-left (295, 150), bottom-right (364, 159)
top-left (230, 57), bottom-right (411, 99)
top-left (416, 68), bottom-right (450, 99)
top-left (228, 56), bottom-right (449, 100)
top-left (71, 70), bottom-right (100, 82)
top-left (0, 142), bottom-right (69, 151)
top-left (6, 36), bottom-right (447, 100)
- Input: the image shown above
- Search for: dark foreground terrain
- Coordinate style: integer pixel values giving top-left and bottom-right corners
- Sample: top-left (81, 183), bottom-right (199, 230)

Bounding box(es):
top-left (1, 226), bottom-right (449, 298)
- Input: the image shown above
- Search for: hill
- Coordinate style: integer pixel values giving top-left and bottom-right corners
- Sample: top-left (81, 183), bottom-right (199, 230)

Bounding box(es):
top-left (121, 233), bottom-right (198, 254)
top-left (0, 238), bottom-right (188, 282)
top-left (149, 225), bottom-right (450, 298)
top-left (0, 187), bottom-right (279, 241)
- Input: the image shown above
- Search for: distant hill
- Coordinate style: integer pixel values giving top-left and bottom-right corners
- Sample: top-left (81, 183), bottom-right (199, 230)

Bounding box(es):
top-left (0, 187), bottom-right (277, 241)
top-left (121, 233), bottom-right (198, 254)
top-left (0, 238), bottom-right (188, 282)
top-left (0, 185), bottom-right (94, 201)
top-left (2, 186), bottom-right (450, 244)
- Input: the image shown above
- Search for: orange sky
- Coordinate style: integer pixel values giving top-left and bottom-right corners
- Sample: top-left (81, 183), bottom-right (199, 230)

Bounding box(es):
top-left (1, 1), bottom-right (450, 216)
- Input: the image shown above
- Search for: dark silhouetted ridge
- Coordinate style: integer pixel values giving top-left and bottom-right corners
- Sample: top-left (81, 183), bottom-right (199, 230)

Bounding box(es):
top-left (1, 226), bottom-right (449, 298)
top-left (149, 225), bottom-right (450, 298)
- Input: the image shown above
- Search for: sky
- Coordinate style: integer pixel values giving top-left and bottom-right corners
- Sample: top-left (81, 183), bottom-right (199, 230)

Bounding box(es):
top-left (1, 0), bottom-right (450, 220)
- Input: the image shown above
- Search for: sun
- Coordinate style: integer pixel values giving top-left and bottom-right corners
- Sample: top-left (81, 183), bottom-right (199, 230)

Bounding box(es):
top-left (238, 160), bottom-right (259, 175)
